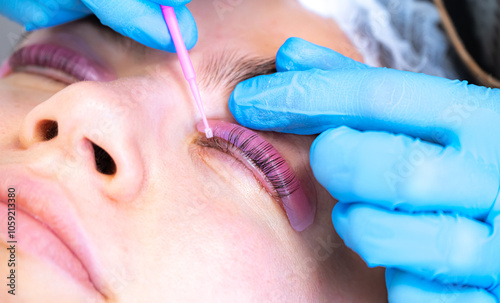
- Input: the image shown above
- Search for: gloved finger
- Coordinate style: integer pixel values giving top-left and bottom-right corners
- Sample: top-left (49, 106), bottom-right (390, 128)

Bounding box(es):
top-left (386, 268), bottom-right (497, 303)
top-left (311, 127), bottom-right (499, 218)
top-left (332, 203), bottom-right (499, 288)
top-left (38, 0), bottom-right (91, 14)
top-left (276, 37), bottom-right (368, 72)
top-left (229, 66), bottom-right (498, 141)
top-left (149, 0), bottom-right (191, 5)
top-left (492, 284), bottom-right (500, 299)
top-left (0, 0), bottom-right (91, 30)
top-left (82, 0), bottom-right (197, 52)
top-left (26, 7), bottom-right (92, 30)
top-left (0, 0), bottom-right (53, 28)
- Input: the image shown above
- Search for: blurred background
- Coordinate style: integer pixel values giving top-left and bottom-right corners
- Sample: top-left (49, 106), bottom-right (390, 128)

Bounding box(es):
top-left (0, 15), bottom-right (24, 61)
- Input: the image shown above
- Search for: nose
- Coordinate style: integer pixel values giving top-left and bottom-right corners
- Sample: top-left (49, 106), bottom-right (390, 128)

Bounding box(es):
top-left (19, 81), bottom-right (144, 202)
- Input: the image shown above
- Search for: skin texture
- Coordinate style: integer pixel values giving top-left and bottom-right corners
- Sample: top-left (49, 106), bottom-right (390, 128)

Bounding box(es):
top-left (0, 0), bottom-right (385, 302)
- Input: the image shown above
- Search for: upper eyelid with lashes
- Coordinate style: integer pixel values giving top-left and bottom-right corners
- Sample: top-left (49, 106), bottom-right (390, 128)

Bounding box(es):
top-left (195, 131), bottom-right (300, 199)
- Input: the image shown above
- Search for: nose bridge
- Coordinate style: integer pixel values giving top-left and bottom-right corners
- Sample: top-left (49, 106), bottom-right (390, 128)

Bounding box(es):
top-left (64, 82), bottom-right (141, 140)
top-left (19, 81), bottom-right (146, 203)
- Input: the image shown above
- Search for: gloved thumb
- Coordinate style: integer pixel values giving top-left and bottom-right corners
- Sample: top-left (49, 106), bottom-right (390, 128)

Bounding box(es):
top-left (150, 0), bottom-right (191, 5)
top-left (276, 37), bottom-right (368, 72)
top-left (82, 0), bottom-right (197, 52)
top-left (385, 268), bottom-right (498, 303)
top-left (0, 0), bottom-right (91, 31)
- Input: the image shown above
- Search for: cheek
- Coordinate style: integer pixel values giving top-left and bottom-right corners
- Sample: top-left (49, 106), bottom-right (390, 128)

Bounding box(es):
top-left (144, 187), bottom-right (298, 298)
top-left (209, 220), bottom-right (290, 283)
top-left (161, 211), bottom-right (295, 297)
top-left (0, 80), bottom-right (54, 147)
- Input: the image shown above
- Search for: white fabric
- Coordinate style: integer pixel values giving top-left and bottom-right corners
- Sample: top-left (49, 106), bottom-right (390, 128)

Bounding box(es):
top-left (298, 0), bottom-right (458, 79)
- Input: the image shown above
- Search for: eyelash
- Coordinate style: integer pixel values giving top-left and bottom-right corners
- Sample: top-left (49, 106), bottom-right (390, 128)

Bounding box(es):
top-left (198, 128), bottom-right (300, 199)
top-left (7, 44), bottom-right (107, 85)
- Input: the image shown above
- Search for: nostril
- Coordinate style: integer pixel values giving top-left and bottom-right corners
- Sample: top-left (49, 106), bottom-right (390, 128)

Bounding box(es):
top-left (92, 143), bottom-right (117, 175)
top-left (37, 120), bottom-right (59, 141)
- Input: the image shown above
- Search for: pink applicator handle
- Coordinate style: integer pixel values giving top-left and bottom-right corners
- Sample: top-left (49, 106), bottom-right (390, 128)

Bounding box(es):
top-left (161, 6), bottom-right (213, 138)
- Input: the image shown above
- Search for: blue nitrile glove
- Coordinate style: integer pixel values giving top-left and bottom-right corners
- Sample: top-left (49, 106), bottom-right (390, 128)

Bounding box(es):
top-left (229, 37), bottom-right (500, 303)
top-left (0, 0), bottom-right (197, 52)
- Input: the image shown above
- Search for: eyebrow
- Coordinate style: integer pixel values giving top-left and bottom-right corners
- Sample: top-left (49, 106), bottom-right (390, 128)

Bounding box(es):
top-left (86, 17), bottom-right (278, 93)
top-left (86, 15), bottom-right (278, 91)
top-left (89, 13), bottom-right (278, 92)
top-left (198, 49), bottom-right (276, 95)
top-left (92, 13), bottom-right (278, 93)
top-left (17, 16), bottom-right (276, 91)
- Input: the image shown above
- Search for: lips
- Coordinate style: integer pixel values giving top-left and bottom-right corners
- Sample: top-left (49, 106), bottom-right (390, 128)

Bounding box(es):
top-left (0, 167), bottom-right (104, 297)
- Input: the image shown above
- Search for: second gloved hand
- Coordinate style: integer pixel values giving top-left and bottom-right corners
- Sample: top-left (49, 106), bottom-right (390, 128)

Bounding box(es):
top-left (0, 0), bottom-right (197, 52)
top-left (229, 37), bottom-right (500, 302)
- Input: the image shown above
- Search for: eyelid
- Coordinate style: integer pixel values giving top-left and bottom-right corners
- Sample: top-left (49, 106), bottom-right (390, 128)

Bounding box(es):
top-left (196, 120), bottom-right (316, 232)
top-left (6, 44), bottom-right (115, 84)
top-left (195, 134), bottom-right (284, 201)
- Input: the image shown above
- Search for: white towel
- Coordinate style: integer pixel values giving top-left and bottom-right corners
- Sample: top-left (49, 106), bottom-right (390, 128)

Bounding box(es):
top-left (298, 0), bottom-right (458, 79)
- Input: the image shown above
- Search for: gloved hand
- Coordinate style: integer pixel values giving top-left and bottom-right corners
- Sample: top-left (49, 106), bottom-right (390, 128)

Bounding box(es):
top-left (0, 0), bottom-right (197, 52)
top-left (229, 37), bottom-right (500, 302)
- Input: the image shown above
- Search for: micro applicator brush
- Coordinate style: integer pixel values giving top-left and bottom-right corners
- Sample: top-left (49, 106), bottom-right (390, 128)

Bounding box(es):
top-left (161, 6), bottom-right (213, 138)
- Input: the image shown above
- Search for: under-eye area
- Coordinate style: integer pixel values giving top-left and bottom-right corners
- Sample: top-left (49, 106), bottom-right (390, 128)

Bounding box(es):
top-left (194, 121), bottom-right (301, 202)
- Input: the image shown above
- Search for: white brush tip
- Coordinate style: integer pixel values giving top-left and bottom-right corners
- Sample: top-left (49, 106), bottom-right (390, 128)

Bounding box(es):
top-left (205, 128), bottom-right (214, 139)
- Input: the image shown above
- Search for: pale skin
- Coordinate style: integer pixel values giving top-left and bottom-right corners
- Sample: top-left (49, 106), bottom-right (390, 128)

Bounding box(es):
top-left (0, 0), bottom-right (385, 302)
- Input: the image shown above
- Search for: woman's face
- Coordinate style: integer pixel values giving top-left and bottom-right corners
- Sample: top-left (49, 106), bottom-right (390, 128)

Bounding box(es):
top-left (0, 0), bottom-right (384, 302)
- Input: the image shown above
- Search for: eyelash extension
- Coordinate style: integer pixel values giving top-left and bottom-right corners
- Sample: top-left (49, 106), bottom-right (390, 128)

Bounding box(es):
top-left (8, 44), bottom-right (113, 83)
top-left (9, 45), bottom-right (82, 84)
top-left (197, 120), bottom-right (315, 232)
top-left (197, 125), bottom-right (300, 199)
